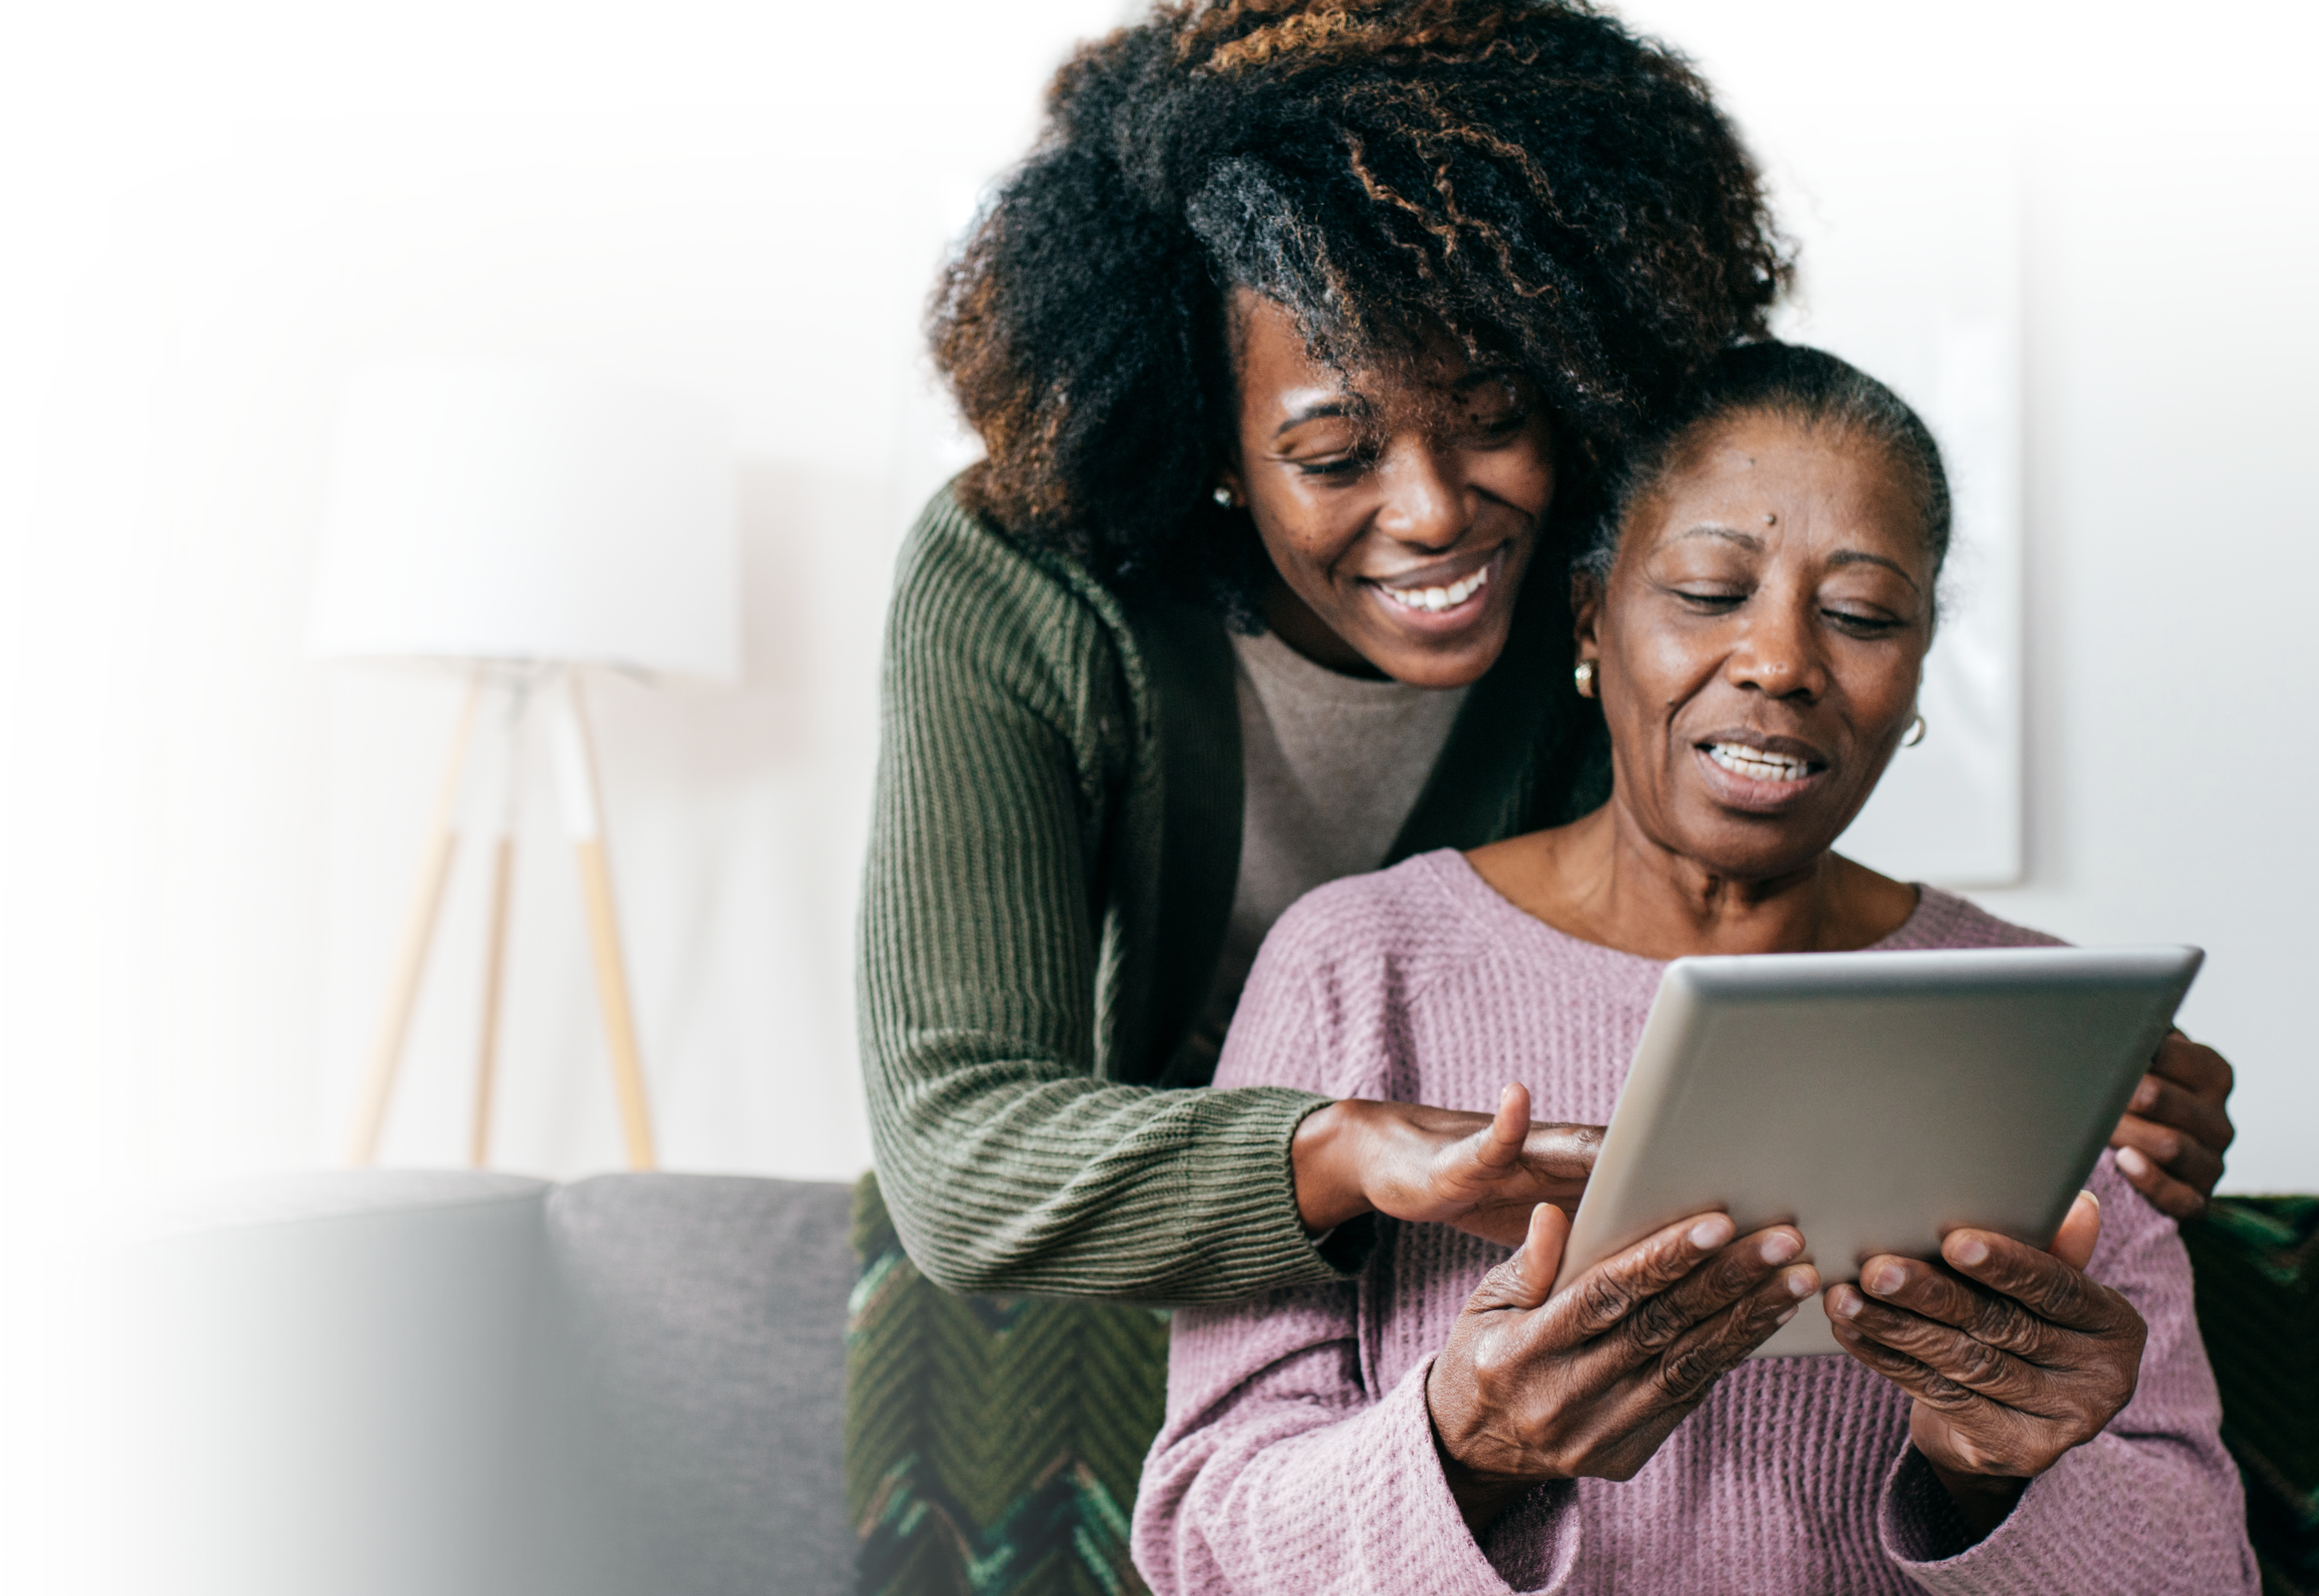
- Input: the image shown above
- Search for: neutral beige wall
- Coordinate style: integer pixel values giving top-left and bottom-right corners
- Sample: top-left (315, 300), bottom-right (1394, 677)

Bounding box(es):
top-left (2, 1), bottom-right (2310, 1216)
top-left (0, 0), bottom-right (348, 1187)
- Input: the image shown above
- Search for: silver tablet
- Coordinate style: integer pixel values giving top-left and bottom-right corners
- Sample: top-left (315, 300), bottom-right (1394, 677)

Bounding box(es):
top-left (1551, 945), bottom-right (2203, 1356)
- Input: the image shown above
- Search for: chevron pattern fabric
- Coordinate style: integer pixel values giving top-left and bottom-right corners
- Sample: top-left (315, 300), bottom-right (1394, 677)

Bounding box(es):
top-left (847, 1173), bottom-right (1170, 1596)
top-left (2185, 1196), bottom-right (2319, 1596)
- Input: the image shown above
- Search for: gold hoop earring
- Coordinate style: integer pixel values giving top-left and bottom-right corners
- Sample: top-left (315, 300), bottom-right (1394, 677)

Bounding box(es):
top-left (1903, 713), bottom-right (1927, 747)
top-left (1574, 660), bottom-right (1598, 698)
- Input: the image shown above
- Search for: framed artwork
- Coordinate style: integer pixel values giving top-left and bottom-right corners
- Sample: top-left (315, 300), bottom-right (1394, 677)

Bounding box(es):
top-left (895, 0), bottom-right (2022, 886)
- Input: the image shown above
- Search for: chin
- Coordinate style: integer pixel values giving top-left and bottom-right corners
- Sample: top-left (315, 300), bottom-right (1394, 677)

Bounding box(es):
top-left (1365, 615), bottom-right (1513, 689)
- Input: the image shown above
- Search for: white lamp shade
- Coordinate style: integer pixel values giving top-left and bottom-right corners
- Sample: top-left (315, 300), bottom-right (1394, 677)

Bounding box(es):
top-left (310, 361), bottom-right (740, 682)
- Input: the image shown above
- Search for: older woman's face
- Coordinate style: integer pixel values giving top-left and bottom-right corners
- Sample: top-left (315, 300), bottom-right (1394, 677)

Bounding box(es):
top-left (1583, 411), bottom-right (1936, 880)
top-left (1220, 295), bottom-right (1551, 688)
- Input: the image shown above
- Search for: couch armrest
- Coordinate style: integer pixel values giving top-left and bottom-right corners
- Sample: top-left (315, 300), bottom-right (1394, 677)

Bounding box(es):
top-left (0, 1164), bottom-right (547, 1586)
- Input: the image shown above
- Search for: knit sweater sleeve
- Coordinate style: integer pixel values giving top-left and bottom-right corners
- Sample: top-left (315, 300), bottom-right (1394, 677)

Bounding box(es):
top-left (1132, 891), bottom-right (1575, 1595)
top-left (857, 492), bottom-right (1343, 1301)
top-left (1879, 1154), bottom-right (2259, 1595)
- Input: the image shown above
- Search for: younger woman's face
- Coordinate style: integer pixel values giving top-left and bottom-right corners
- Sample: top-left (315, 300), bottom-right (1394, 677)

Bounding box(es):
top-left (1582, 410), bottom-right (1937, 879)
top-left (1220, 294), bottom-right (1552, 687)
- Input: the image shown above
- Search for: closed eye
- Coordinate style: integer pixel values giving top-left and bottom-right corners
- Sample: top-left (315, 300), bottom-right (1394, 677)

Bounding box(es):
top-left (1668, 586), bottom-right (1745, 612)
top-left (1822, 607), bottom-right (1907, 637)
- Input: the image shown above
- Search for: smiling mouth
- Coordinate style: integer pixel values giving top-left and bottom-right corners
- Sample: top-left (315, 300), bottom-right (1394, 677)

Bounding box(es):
top-left (1375, 558), bottom-right (1491, 615)
top-left (1703, 742), bottom-right (1825, 784)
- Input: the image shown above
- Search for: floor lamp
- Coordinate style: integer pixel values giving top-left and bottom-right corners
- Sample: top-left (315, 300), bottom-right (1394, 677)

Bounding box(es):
top-left (310, 361), bottom-right (739, 1170)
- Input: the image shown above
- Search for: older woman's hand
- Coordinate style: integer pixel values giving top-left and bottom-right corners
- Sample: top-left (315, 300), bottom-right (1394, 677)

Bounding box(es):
top-left (1293, 1082), bottom-right (1603, 1248)
top-left (1825, 1191), bottom-right (2146, 1539)
top-left (2111, 1031), bottom-right (2235, 1221)
top-left (1424, 1201), bottom-right (1819, 1531)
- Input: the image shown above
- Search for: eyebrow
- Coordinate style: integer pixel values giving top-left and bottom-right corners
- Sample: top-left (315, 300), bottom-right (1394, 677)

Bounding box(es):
top-left (1673, 524), bottom-right (1923, 591)
top-left (1273, 397), bottom-right (1364, 439)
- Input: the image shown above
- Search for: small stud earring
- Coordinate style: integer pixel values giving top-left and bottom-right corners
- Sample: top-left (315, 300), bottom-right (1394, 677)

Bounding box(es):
top-left (1574, 660), bottom-right (1598, 698)
top-left (1212, 486), bottom-right (1235, 508)
top-left (1903, 713), bottom-right (1927, 747)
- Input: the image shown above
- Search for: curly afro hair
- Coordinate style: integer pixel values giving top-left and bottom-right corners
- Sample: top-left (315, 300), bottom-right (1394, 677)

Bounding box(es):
top-left (933, 0), bottom-right (1790, 614)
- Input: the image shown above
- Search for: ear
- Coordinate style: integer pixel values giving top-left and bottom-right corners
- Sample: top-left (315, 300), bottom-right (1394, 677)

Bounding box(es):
top-left (1570, 567), bottom-right (1605, 666)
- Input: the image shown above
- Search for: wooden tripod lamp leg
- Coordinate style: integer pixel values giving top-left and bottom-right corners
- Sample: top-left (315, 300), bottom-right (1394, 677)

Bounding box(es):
top-left (469, 682), bottom-right (527, 1168)
top-left (348, 676), bottom-right (485, 1166)
top-left (550, 670), bottom-right (658, 1171)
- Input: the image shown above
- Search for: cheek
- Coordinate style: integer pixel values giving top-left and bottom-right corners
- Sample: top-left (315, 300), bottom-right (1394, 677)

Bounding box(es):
top-left (1604, 611), bottom-right (1718, 706)
top-left (1474, 442), bottom-right (1555, 514)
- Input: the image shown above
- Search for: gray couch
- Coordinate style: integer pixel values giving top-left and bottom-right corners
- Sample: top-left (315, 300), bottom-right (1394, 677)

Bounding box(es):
top-left (102, 1170), bottom-right (860, 1596)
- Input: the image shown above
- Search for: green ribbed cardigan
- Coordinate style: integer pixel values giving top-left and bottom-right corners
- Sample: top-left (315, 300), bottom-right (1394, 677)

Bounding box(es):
top-left (858, 486), bottom-right (1608, 1303)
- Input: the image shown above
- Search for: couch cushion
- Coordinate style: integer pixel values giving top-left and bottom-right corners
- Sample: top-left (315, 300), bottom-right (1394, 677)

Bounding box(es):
top-left (0, 1160), bottom-right (547, 1596)
top-left (546, 1173), bottom-right (856, 1596)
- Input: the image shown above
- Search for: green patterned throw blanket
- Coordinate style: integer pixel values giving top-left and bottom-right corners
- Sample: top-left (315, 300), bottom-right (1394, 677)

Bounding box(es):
top-left (2184, 1196), bottom-right (2319, 1596)
top-left (847, 1173), bottom-right (1169, 1596)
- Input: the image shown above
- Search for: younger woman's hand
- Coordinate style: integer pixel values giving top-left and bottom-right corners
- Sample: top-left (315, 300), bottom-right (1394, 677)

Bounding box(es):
top-left (1825, 1191), bottom-right (2147, 1539)
top-left (1292, 1083), bottom-right (1602, 1247)
top-left (2110, 1031), bottom-right (2234, 1221)
top-left (1425, 1201), bottom-right (1819, 1532)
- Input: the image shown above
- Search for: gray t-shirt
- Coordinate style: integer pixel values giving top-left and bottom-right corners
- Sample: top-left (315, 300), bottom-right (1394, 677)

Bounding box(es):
top-left (1186, 627), bottom-right (1469, 1069)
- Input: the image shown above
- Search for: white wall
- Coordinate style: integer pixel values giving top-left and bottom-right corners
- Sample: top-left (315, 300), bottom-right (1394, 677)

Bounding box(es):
top-left (0, 0), bottom-right (348, 1187)
top-left (143, 0), bottom-right (343, 1173)
top-left (0, 0), bottom-right (171, 1187)
top-left (4, 3), bottom-right (2300, 1197)
top-left (322, 0), bottom-right (1127, 1173)
top-left (1975, 3), bottom-right (2319, 1197)
top-left (2, 0), bottom-right (2312, 1226)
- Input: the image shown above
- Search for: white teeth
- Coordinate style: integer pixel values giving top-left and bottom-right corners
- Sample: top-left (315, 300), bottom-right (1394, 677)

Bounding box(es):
top-left (1707, 742), bottom-right (1814, 783)
top-left (1381, 563), bottom-right (1490, 613)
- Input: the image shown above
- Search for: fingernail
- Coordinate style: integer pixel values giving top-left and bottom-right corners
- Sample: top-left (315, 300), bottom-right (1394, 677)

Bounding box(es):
top-left (2131, 1079), bottom-right (2157, 1111)
top-left (1951, 1236), bottom-right (1989, 1268)
top-left (1831, 1287), bottom-right (1863, 1320)
top-left (2081, 1188), bottom-right (2101, 1211)
top-left (1775, 1304), bottom-right (1801, 1326)
top-left (1865, 1262), bottom-right (1905, 1296)
top-left (1787, 1268), bottom-right (1817, 1299)
top-left (1760, 1232), bottom-right (1800, 1265)
top-left (1690, 1216), bottom-right (1732, 1249)
top-left (2115, 1147), bottom-right (2150, 1178)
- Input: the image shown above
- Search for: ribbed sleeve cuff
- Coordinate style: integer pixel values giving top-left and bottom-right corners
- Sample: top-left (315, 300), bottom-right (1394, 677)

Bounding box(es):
top-left (1366, 1360), bottom-right (1579, 1596)
top-left (1879, 1440), bottom-right (2137, 1595)
top-left (1176, 1087), bottom-right (1375, 1300)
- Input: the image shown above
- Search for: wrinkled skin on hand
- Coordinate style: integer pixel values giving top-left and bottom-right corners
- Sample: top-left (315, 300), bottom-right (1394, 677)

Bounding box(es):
top-left (1423, 1201), bottom-right (1820, 1532)
top-left (1827, 1191), bottom-right (2146, 1539)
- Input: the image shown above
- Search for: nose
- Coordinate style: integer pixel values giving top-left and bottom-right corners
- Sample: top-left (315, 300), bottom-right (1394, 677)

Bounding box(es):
top-left (1372, 437), bottom-right (1467, 550)
top-left (1724, 592), bottom-right (1829, 703)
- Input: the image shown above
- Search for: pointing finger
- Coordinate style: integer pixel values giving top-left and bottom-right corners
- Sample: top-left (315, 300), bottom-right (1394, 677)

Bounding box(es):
top-left (1475, 1082), bottom-right (1531, 1174)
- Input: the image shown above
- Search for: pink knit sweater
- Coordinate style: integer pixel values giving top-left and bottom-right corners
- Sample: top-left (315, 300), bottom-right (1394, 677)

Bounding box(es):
top-left (1134, 850), bottom-right (2256, 1596)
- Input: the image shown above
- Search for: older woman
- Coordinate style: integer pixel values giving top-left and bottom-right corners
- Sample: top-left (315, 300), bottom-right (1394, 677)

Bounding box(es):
top-left (1132, 344), bottom-right (2257, 1594)
top-left (860, 0), bottom-right (2232, 1310)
